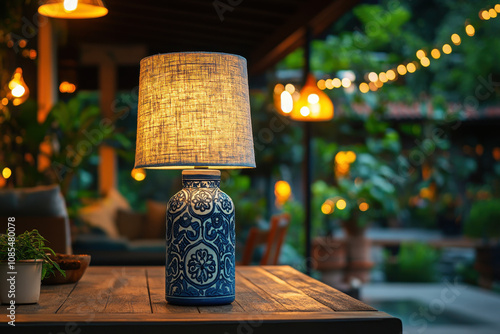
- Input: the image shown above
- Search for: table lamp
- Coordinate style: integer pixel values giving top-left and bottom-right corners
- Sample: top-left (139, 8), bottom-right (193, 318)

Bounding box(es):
top-left (135, 52), bottom-right (255, 306)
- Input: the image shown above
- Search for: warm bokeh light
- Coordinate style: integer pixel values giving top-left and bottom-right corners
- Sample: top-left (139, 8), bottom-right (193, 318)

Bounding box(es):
top-left (375, 80), bottom-right (383, 88)
top-left (493, 147), bottom-right (500, 161)
top-left (1, 98), bottom-right (8, 106)
top-left (336, 199), bottom-right (347, 210)
top-left (332, 78), bottom-right (342, 88)
top-left (476, 144), bottom-right (484, 156)
top-left (317, 79), bottom-right (326, 90)
top-left (59, 81), bottom-right (77, 93)
top-left (321, 200), bottom-right (334, 215)
top-left (131, 168), bottom-right (146, 181)
top-left (369, 82), bottom-right (378, 91)
top-left (480, 10), bottom-right (490, 20)
top-left (359, 82), bottom-right (369, 93)
top-left (489, 8), bottom-right (497, 18)
top-left (275, 180), bottom-right (292, 204)
top-left (274, 83), bottom-right (284, 95)
top-left (496, 4), bottom-right (500, 13)
top-left (442, 44), bottom-right (452, 54)
top-left (430, 49), bottom-right (441, 59)
top-left (7, 68), bottom-right (29, 105)
top-left (451, 33), bottom-right (461, 45)
top-left (64, 0), bottom-right (78, 12)
top-left (341, 78), bottom-right (351, 88)
top-left (386, 70), bottom-right (396, 81)
top-left (285, 83), bottom-right (295, 94)
top-left (465, 24), bottom-right (475, 36)
top-left (345, 151), bottom-right (356, 163)
top-left (280, 91), bottom-right (293, 114)
top-left (379, 72), bottom-right (388, 83)
top-left (290, 74), bottom-right (334, 121)
top-left (420, 57), bottom-right (430, 67)
top-left (359, 202), bottom-right (369, 212)
top-left (416, 49), bottom-right (426, 59)
top-left (397, 64), bottom-right (407, 75)
top-left (325, 79), bottom-right (334, 90)
top-left (406, 62), bottom-right (416, 73)
top-left (2, 167), bottom-right (12, 179)
top-left (368, 72), bottom-right (378, 82)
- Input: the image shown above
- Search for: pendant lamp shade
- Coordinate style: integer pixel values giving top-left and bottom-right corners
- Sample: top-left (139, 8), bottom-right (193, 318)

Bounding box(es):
top-left (134, 52), bottom-right (256, 170)
top-left (290, 74), bottom-right (333, 122)
top-left (38, 0), bottom-right (108, 19)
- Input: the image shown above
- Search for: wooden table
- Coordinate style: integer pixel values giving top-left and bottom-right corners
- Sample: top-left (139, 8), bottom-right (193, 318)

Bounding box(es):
top-left (1, 266), bottom-right (401, 333)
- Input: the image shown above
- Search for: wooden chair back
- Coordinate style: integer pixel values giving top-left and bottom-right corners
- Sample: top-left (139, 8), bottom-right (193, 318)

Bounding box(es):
top-left (240, 213), bottom-right (290, 265)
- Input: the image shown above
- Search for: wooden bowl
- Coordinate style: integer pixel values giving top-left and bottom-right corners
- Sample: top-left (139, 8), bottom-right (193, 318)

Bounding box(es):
top-left (42, 254), bottom-right (91, 285)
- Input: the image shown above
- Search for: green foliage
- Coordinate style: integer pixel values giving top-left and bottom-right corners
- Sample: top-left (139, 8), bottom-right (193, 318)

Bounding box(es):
top-left (222, 171), bottom-right (266, 237)
top-left (464, 199), bottom-right (500, 239)
top-left (384, 242), bottom-right (440, 282)
top-left (0, 230), bottom-right (65, 280)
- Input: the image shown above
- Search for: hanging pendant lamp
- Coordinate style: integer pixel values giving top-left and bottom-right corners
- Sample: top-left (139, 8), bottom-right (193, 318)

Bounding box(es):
top-left (38, 0), bottom-right (108, 19)
top-left (290, 74), bottom-right (333, 122)
top-left (7, 68), bottom-right (29, 106)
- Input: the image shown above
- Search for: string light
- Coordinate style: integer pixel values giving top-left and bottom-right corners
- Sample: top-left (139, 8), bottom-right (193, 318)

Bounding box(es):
top-left (359, 82), bottom-right (369, 93)
top-left (386, 70), bottom-right (396, 80)
top-left (406, 62), bottom-right (417, 73)
top-left (465, 24), bottom-right (475, 36)
top-left (416, 49), bottom-right (426, 59)
top-left (451, 33), bottom-right (461, 45)
top-left (430, 49), bottom-right (441, 59)
top-left (442, 44), bottom-right (452, 54)
top-left (420, 57), bottom-right (430, 67)
top-left (368, 72), bottom-right (378, 82)
top-left (397, 64), bottom-right (407, 75)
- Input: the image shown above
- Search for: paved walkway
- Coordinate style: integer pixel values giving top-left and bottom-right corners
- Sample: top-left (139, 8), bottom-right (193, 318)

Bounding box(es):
top-left (362, 283), bottom-right (500, 334)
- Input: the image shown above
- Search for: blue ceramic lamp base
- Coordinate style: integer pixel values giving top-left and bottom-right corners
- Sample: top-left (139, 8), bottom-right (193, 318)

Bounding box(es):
top-left (165, 170), bottom-right (235, 306)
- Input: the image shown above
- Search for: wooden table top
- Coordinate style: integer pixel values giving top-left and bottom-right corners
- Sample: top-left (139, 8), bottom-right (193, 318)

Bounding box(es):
top-left (1, 265), bottom-right (401, 334)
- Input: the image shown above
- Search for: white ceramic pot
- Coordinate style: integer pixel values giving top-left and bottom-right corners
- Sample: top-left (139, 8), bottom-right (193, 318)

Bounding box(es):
top-left (0, 259), bottom-right (43, 304)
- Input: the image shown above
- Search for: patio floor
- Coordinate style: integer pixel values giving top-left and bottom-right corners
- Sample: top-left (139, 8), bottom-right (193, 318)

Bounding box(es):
top-left (362, 282), bottom-right (500, 334)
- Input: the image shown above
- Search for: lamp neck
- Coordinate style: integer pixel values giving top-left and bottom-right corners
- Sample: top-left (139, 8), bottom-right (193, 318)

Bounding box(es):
top-left (182, 169), bottom-right (221, 188)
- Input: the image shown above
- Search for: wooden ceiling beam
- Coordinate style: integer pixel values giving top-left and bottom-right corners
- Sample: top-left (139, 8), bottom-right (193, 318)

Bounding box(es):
top-left (249, 0), bottom-right (359, 75)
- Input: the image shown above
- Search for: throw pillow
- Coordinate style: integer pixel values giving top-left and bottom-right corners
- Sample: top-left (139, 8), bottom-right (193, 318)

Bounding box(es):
top-left (143, 200), bottom-right (166, 239)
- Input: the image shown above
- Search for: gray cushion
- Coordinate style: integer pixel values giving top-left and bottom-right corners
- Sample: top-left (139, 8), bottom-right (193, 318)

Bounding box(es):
top-left (0, 185), bottom-right (68, 217)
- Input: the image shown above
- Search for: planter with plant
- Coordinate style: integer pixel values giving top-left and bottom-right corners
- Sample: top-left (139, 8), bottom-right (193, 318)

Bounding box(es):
top-left (311, 150), bottom-right (399, 284)
top-left (464, 199), bottom-right (500, 289)
top-left (0, 229), bottom-right (65, 304)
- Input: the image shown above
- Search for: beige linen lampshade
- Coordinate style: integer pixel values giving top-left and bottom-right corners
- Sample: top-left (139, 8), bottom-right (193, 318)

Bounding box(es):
top-left (134, 52), bottom-right (255, 169)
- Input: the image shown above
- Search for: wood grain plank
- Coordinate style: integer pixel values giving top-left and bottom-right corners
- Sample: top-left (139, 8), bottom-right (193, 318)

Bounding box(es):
top-left (147, 268), bottom-right (199, 314)
top-left (57, 267), bottom-right (151, 314)
top-left (237, 266), bottom-right (333, 312)
top-left (234, 272), bottom-right (288, 313)
top-left (264, 266), bottom-right (376, 311)
top-left (0, 283), bottom-right (76, 315)
top-left (13, 310), bottom-right (396, 323)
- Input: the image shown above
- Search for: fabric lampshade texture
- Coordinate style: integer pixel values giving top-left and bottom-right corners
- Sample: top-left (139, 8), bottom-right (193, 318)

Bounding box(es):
top-left (134, 52), bottom-right (256, 170)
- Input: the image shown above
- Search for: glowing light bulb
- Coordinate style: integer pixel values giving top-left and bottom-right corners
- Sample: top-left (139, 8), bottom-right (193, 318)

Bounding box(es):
top-left (397, 64), bottom-right (407, 75)
top-left (64, 0), bottom-right (78, 12)
top-left (451, 34), bottom-right (461, 45)
top-left (420, 57), bottom-right (430, 67)
top-left (300, 106), bottom-right (310, 117)
top-left (332, 78), bottom-right (342, 88)
top-left (2, 167), bottom-right (12, 179)
top-left (131, 168), bottom-right (146, 181)
top-left (359, 82), bottom-right (369, 93)
top-left (321, 201), bottom-right (334, 215)
top-left (442, 44), bottom-right (452, 54)
top-left (280, 91), bottom-right (293, 114)
top-left (480, 10), bottom-right (490, 20)
top-left (341, 78), bottom-right (351, 88)
top-left (359, 202), bottom-right (369, 212)
top-left (368, 72), bottom-right (378, 82)
top-left (11, 85), bottom-right (26, 98)
top-left (416, 49), bottom-right (426, 59)
top-left (465, 24), bottom-right (475, 36)
top-left (407, 62), bottom-right (416, 73)
top-left (431, 49), bottom-right (441, 59)
top-left (336, 199), bottom-right (347, 210)
top-left (307, 94), bottom-right (320, 104)
top-left (379, 72), bottom-right (388, 83)
top-left (317, 80), bottom-right (326, 90)
top-left (386, 70), bottom-right (396, 81)
top-left (489, 8), bottom-right (497, 18)
top-left (285, 84), bottom-right (295, 94)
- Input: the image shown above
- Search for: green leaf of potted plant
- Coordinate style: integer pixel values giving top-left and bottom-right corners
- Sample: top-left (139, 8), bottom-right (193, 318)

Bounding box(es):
top-left (0, 229), bottom-right (65, 304)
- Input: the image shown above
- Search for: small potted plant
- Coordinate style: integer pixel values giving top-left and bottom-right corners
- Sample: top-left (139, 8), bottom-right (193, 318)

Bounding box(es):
top-left (0, 229), bottom-right (65, 304)
top-left (464, 199), bottom-right (500, 289)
